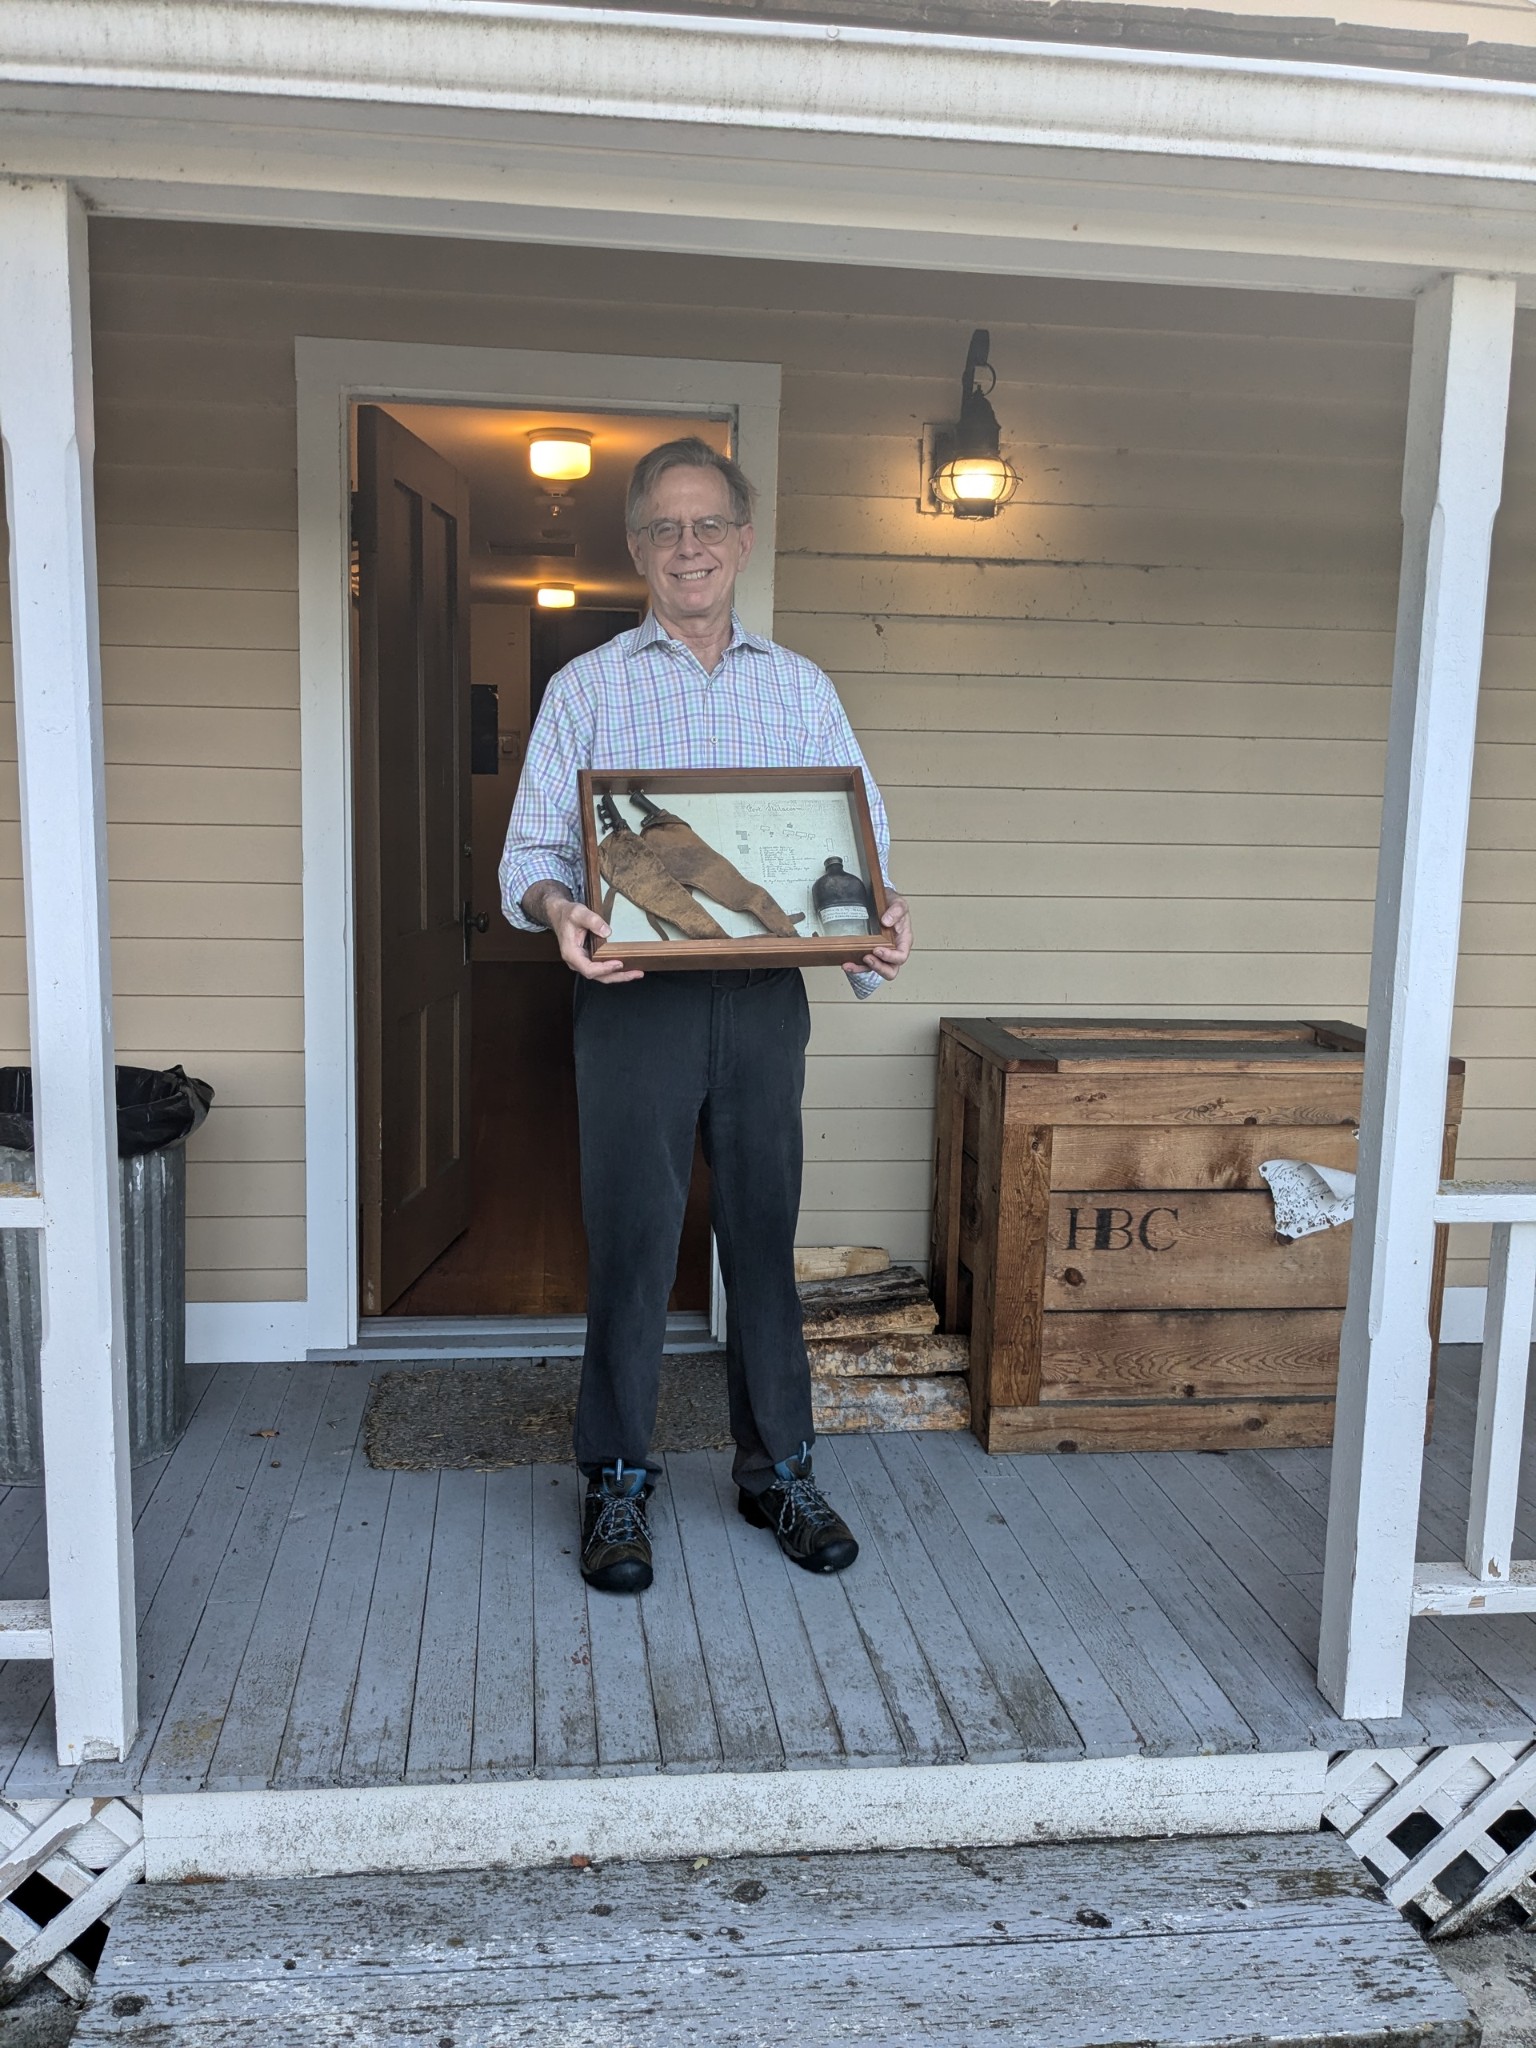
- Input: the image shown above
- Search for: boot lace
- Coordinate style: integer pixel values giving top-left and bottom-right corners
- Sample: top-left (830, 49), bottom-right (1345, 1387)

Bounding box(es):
top-left (592, 1489), bottom-right (649, 1547)
top-left (772, 1474), bottom-right (839, 1537)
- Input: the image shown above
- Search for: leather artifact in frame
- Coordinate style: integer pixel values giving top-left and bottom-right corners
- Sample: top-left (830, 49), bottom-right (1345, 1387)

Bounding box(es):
top-left (627, 787), bottom-right (804, 937)
top-left (594, 791), bottom-right (728, 940)
top-left (577, 766), bottom-right (889, 971)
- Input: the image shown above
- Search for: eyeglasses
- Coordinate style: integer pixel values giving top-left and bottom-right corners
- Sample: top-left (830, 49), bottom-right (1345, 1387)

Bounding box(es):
top-left (633, 515), bottom-right (742, 548)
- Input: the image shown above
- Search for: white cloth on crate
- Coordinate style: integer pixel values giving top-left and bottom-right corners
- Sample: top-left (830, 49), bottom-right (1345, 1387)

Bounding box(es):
top-left (1259, 1159), bottom-right (1357, 1240)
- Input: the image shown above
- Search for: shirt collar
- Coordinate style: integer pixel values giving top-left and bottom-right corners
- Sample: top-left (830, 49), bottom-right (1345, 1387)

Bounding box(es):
top-left (631, 610), bottom-right (771, 659)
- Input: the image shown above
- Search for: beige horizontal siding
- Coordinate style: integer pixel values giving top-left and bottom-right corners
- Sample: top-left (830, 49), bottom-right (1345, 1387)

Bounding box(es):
top-left (0, 881), bottom-right (300, 941)
top-left (186, 1162), bottom-right (304, 1218)
top-left (187, 1218), bottom-right (305, 1272)
top-left (0, 216), bottom-right (1527, 1312)
top-left (189, 1271), bottom-right (305, 1304)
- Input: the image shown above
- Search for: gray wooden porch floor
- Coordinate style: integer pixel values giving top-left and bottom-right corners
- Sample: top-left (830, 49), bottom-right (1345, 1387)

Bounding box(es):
top-left (0, 1347), bottom-right (1531, 1800)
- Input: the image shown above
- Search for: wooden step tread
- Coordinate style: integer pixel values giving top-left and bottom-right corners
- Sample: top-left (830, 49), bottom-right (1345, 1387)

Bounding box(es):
top-left (77, 1832), bottom-right (1473, 2047)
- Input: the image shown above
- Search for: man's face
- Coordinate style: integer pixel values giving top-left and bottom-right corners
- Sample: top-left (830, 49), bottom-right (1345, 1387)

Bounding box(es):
top-left (627, 464), bottom-right (755, 631)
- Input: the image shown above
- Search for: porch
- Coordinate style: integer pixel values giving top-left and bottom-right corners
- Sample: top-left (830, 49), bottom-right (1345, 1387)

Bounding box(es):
top-left (0, 0), bottom-right (1529, 1863)
top-left (0, 1342), bottom-right (1528, 1870)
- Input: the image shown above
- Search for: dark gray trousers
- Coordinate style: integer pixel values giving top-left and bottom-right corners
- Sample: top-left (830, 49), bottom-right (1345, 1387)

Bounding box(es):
top-left (571, 967), bottom-right (813, 1495)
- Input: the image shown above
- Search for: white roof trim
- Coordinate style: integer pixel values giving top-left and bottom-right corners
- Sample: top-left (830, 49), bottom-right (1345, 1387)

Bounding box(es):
top-left (3, 0), bottom-right (1536, 182)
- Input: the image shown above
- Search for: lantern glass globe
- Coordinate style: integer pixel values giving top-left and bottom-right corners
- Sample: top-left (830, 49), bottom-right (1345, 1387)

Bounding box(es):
top-left (935, 455), bottom-right (1017, 507)
top-left (527, 433), bottom-right (592, 482)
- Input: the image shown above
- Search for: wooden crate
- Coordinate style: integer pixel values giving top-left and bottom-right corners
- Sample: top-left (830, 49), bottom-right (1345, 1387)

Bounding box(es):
top-left (929, 1019), bottom-right (1464, 1454)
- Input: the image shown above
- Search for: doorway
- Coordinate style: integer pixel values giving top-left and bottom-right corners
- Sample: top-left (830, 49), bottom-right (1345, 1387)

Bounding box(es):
top-left (351, 399), bottom-right (733, 1324)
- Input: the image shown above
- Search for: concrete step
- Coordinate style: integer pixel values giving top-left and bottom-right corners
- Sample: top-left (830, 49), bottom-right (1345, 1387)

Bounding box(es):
top-left (75, 1829), bottom-right (1475, 2047)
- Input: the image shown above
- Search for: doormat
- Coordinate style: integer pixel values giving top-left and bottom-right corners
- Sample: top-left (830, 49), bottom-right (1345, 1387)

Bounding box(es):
top-left (361, 1355), bottom-right (732, 1470)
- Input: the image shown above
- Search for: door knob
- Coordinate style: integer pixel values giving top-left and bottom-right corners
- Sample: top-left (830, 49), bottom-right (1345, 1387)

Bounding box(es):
top-left (463, 902), bottom-right (490, 942)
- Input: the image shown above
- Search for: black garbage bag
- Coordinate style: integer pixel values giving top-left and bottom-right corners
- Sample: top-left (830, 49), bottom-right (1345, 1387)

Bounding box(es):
top-left (0, 1065), bottom-right (213, 1157)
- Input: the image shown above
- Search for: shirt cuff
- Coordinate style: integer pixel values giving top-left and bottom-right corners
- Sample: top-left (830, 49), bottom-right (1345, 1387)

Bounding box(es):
top-left (847, 968), bottom-right (884, 1001)
top-left (500, 855), bottom-right (583, 932)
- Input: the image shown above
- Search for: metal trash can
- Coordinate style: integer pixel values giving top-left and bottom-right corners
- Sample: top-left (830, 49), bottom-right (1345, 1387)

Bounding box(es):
top-left (0, 1066), bottom-right (214, 1482)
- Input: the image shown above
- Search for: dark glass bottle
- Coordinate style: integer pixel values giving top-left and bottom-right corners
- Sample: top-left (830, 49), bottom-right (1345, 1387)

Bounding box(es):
top-left (812, 856), bottom-right (875, 938)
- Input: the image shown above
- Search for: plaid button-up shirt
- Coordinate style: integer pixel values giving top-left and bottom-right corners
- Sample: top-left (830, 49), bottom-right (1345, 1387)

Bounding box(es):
top-left (499, 612), bottom-right (893, 996)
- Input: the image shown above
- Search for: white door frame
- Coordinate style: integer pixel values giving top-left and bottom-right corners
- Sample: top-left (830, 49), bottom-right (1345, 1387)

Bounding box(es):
top-left (295, 338), bottom-right (782, 1355)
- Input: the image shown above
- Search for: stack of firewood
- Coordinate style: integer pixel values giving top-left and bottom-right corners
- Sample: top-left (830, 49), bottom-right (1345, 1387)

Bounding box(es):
top-left (795, 1247), bottom-right (970, 1433)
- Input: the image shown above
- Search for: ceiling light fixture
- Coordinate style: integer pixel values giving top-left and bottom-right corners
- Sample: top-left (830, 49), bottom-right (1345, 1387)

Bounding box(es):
top-left (536, 584), bottom-right (577, 609)
top-left (527, 430), bottom-right (593, 482)
top-left (921, 330), bottom-right (1019, 519)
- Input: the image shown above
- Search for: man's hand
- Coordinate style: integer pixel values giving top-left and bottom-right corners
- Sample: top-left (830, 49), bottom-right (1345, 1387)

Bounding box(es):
top-left (844, 894), bottom-right (912, 983)
top-left (526, 883), bottom-right (645, 983)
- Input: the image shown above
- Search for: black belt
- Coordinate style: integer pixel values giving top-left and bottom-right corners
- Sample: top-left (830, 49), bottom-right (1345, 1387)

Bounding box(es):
top-left (709, 967), bottom-right (782, 990)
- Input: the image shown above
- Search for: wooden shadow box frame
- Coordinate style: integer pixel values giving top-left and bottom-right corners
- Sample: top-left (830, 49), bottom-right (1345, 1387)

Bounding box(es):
top-left (578, 766), bottom-right (888, 971)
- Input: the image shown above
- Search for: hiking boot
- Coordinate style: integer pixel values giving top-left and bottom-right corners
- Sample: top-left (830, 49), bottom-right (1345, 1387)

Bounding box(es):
top-left (581, 1463), bottom-right (654, 1595)
top-left (739, 1447), bottom-right (858, 1574)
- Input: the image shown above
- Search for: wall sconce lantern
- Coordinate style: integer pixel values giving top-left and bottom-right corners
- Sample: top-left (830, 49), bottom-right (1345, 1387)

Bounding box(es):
top-left (527, 429), bottom-right (593, 482)
top-left (920, 330), bottom-right (1019, 519)
top-left (535, 583), bottom-right (577, 609)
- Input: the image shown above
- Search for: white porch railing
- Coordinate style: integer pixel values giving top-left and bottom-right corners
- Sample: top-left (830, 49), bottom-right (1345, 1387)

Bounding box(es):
top-left (1412, 1182), bottom-right (1536, 1620)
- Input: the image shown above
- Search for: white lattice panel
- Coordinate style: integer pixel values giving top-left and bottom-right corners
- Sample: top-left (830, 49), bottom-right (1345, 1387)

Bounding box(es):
top-left (0, 1795), bottom-right (143, 2001)
top-left (1326, 1743), bottom-right (1536, 1938)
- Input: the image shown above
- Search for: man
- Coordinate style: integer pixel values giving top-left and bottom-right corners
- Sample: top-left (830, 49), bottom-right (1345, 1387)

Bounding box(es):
top-left (500, 437), bottom-right (912, 1595)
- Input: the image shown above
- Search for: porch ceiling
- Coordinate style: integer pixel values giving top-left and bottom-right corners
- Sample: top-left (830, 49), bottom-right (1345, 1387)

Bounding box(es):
top-left (2, 0), bottom-right (1536, 301)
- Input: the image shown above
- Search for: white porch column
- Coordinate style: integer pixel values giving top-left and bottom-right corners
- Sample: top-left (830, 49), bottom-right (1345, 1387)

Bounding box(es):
top-left (0, 181), bottom-right (136, 1761)
top-left (1318, 272), bottom-right (1516, 1721)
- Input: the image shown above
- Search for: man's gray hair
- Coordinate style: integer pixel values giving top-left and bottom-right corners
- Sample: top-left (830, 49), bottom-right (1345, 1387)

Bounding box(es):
top-left (626, 436), bottom-right (756, 531)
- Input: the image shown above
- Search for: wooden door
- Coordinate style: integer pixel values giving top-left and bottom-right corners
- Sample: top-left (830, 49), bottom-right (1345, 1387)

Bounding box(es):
top-left (355, 405), bottom-right (474, 1314)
